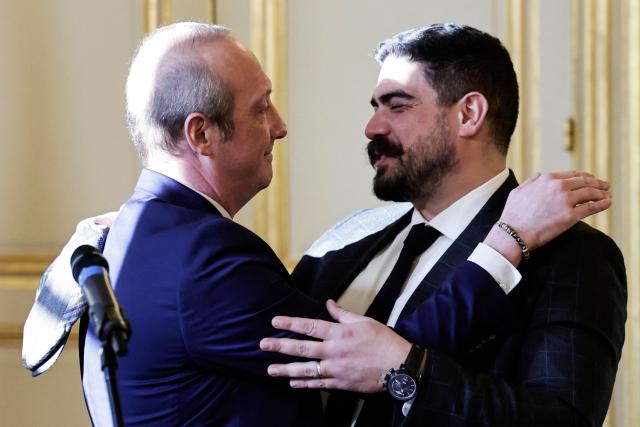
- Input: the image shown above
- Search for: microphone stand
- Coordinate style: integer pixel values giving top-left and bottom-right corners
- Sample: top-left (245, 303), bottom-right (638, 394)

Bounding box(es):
top-left (98, 322), bottom-right (130, 427)
top-left (99, 326), bottom-right (130, 427)
top-left (101, 343), bottom-right (124, 427)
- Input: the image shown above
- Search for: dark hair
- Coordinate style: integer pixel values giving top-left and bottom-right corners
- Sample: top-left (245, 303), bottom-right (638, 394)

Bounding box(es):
top-left (374, 23), bottom-right (519, 154)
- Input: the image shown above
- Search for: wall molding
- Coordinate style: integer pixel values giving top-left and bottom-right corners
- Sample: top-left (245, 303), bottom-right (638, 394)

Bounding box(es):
top-left (573, 0), bottom-right (613, 232)
top-left (143, 0), bottom-right (172, 34)
top-left (0, 256), bottom-right (51, 290)
top-left (573, 1), bottom-right (639, 425)
top-left (505, 0), bottom-right (540, 181)
top-left (620, 1), bottom-right (640, 425)
top-left (0, 324), bottom-right (78, 348)
top-left (250, 0), bottom-right (291, 263)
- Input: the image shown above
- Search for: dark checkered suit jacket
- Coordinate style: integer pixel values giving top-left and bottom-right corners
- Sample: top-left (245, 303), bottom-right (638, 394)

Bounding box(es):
top-left (292, 172), bottom-right (627, 426)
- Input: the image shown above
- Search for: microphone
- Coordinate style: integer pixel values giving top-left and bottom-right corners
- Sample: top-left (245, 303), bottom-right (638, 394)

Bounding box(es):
top-left (71, 245), bottom-right (131, 356)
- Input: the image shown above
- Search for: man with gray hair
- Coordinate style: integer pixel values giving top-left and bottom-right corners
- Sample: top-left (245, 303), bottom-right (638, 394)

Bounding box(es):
top-left (75, 22), bottom-right (329, 426)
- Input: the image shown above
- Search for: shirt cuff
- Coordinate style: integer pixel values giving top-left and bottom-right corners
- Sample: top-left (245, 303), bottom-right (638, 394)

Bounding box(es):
top-left (467, 243), bottom-right (522, 294)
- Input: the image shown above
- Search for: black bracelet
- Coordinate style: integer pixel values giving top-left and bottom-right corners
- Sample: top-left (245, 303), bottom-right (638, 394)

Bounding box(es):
top-left (496, 221), bottom-right (530, 260)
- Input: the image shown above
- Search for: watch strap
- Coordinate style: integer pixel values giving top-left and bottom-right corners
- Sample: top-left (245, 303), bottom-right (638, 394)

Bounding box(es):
top-left (402, 344), bottom-right (427, 380)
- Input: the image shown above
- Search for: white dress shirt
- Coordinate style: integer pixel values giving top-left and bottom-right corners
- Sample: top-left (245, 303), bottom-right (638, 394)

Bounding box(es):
top-left (337, 168), bottom-right (521, 327)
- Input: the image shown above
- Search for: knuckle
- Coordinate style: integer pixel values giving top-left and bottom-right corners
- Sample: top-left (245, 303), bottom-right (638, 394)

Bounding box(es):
top-left (567, 210), bottom-right (579, 222)
top-left (303, 320), bottom-right (316, 336)
top-left (303, 364), bottom-right (314, 377)
top-left (339, 325), bottom-right (356, 340)
top-left (323, 380), bottom-right (337, 390)
top-left (296, 342), bottom-right (309, 357)
top-left (551, 179), bottom-right (563, 191)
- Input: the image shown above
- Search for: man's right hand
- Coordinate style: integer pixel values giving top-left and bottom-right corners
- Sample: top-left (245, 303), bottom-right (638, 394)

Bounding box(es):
top-left (92, 210), bottom-right (119, 228)
top-left (261, 299), bottom-right (411, 393)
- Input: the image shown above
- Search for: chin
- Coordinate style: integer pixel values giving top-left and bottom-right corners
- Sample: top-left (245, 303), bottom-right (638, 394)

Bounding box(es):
top-left (373, 175), bottom-right (411, 202)
top-left (258, 174), bottom-right (273, 191)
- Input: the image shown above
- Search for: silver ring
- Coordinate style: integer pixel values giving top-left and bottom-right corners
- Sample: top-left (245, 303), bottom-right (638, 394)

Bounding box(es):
top-left (315, 361), bottom-right (322, 377)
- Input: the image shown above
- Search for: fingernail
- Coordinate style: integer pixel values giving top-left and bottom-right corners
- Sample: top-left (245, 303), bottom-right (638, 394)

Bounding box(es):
top-left (260, 339), bottom-right (272, 351)
top-left (272, 318), bottom-right (282, 328)
top-left (290, 380), bottom-right (302, 388)
top-left (267, 366), bottom-right (278, 375)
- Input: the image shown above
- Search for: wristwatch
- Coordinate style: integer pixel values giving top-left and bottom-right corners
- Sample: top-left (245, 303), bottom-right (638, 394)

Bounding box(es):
top-left (384, 344), bottom-right (427, 401)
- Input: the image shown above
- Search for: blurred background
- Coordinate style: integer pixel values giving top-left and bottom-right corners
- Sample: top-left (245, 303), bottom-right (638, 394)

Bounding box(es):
top-left (0, 0), bottom-right (637, 425)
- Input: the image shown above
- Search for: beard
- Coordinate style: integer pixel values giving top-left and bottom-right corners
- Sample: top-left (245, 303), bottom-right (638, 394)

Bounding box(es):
top-left (367, 113), bottom-right (458, 202)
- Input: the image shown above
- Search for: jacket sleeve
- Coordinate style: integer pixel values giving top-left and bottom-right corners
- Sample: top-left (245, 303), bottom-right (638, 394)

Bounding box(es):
top-left (21, 217), bottom-right (109, 375)
top-left (394, 260), bottom-right (514, 358)
top-left (402, 227), bottom-right (627, 427)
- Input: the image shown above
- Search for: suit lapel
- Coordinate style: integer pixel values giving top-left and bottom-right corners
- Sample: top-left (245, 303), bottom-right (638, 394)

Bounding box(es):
top-left (398, 172), bottom-right (519, 320)
top-left (314, 210), bottom-right (413, 301)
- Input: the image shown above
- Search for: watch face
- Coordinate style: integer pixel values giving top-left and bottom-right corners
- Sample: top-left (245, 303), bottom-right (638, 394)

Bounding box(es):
top-left (388, 373), bottom-right (417, 401)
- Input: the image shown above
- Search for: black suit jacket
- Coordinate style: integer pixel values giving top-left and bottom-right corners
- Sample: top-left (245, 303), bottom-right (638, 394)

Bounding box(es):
top-left (292, 173), bottom-right (627, 426)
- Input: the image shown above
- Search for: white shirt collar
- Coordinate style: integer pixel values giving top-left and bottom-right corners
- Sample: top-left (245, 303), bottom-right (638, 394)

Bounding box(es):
top-left (144, 166), bottom-right (233, 219)
top-left (185, 185), bottom-right (232, 220)
top-left (410, 168), bottom-right (509, 241)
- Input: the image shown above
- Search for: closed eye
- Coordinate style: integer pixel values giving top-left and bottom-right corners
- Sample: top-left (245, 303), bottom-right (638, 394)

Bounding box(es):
top-left (390, 104), bottom-right (406, 110)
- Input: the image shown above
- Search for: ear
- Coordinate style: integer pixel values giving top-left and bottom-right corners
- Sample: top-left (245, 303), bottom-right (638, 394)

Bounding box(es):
top-left (456, 92), bottom-right (489, 138)
top-left (183, 113), bottom-right (222, 157)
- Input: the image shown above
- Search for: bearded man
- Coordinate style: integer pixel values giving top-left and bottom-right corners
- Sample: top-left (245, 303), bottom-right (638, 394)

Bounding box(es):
top-left (262, 24), bottom-right (626, 427)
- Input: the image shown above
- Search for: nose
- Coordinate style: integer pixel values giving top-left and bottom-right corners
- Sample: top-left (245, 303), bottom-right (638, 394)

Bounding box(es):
top-left (270, 105), bottom-right (288, 140)
top-left (364, 110), bottom-right (389, 141)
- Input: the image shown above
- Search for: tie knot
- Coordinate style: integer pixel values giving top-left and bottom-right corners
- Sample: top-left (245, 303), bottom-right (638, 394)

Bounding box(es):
top-left (403, 223), bottom-right (440, 254)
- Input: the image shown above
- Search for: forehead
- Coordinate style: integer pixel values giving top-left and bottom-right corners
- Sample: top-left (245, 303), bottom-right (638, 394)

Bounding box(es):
top-left (201, 37), bottom-right (271, 99)
top-left (373, 55), bottom-right (434, 98)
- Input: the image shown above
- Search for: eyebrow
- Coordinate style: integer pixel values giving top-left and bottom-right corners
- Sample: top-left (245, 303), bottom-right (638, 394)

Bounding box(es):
top-left (370, 90), bottom-right (415, 107)
top-left (251, 89), bottom-right (273, 110)
top-left (257, 89), bottom-right (272, 103)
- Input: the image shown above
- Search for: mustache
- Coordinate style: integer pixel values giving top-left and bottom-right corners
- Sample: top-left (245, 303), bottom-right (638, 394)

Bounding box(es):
top-left (367, 137), bottom-right (405, 165)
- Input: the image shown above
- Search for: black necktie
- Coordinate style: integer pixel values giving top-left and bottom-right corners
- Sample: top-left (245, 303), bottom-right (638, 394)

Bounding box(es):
top-left (326, 223), bottom-right (440, 427)
top-left (364, 223), bottom-right (441, 323)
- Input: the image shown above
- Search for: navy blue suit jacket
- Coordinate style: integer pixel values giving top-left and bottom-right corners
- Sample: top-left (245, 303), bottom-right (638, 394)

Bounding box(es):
top-left (292, 172), bottom-right (627, 426)
top-left (81, 170), bottom-right (518, 426)
top-left (82, 170), bottom-right (326, 427)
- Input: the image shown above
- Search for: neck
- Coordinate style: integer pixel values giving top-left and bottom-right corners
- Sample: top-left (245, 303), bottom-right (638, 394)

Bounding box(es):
top-left (146, 152), bottom-right (242, 217)
top-left (413, 157), bottom-right (505, 221)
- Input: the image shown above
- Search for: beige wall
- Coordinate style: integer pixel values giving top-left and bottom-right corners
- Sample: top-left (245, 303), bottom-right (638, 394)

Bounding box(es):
top-left (0, 288), bottom-right (89, 425)
top-left (0, 0), bottom-right (142, 256)
top-left (1, 1), bottom-right (141, 425)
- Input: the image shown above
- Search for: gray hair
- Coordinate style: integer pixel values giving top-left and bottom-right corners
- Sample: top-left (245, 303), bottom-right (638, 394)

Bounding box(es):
top-left (126, 22), bottom-right (235, 163)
